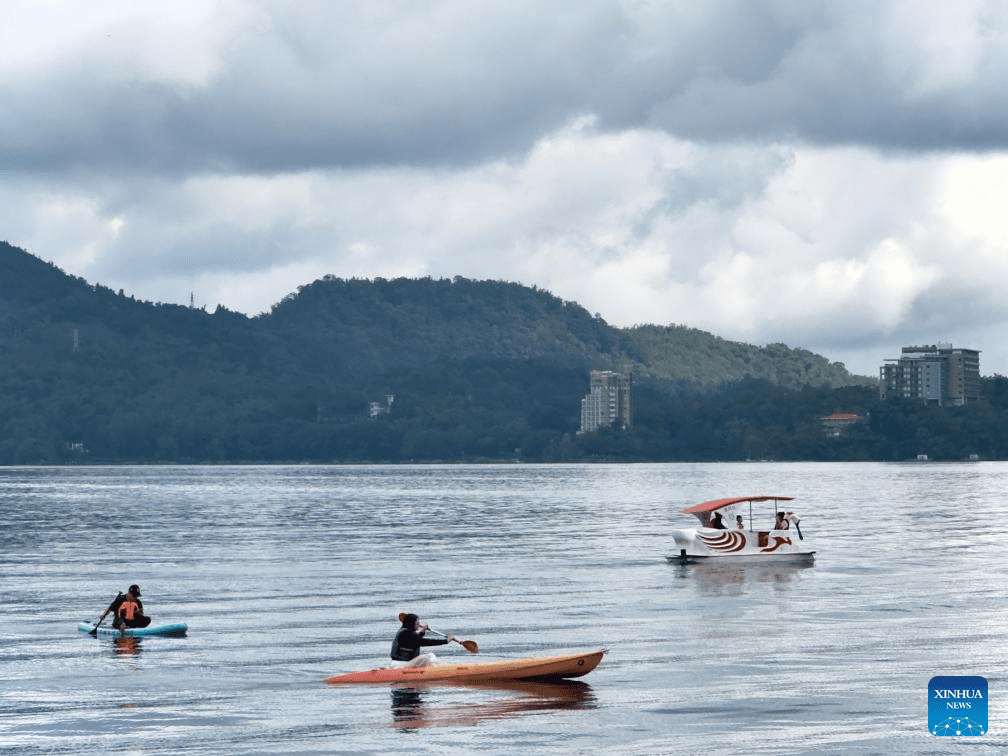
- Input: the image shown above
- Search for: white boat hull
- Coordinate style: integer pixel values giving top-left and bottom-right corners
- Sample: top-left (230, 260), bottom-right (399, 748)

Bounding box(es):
top-left (668, 527), bottom-right (814, 564)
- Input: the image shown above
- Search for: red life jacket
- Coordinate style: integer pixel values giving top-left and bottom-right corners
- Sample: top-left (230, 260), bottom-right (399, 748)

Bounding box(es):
top-left (118, 598), bottom-right (140, 621)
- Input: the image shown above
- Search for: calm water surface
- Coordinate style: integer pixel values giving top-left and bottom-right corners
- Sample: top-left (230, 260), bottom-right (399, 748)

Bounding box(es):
top-left (1, 463), bottom-right (1006, 754)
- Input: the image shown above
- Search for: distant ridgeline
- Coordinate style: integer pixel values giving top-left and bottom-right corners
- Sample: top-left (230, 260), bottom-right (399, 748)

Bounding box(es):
top-left (3, 240), bottom-right (1006, 464)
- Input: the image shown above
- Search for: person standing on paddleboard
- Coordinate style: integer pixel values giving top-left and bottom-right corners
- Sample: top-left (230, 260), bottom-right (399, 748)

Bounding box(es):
top-left (390, 613), bottom-right (453, 667)
top-left (97, 584), bottom-right (152, 633)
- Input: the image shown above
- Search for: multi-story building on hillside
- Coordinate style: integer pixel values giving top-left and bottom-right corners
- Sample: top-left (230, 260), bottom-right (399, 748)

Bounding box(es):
top-left (579, 370), bottom-right (632, 434)
top-left (879, 343), bottom-right (980, 406)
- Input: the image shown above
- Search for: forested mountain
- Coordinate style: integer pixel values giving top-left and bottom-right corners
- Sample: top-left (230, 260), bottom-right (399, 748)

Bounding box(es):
top-left (625, 325), bottom-right (868, 389)
top-left (261, 274), bottom-right (868, 389)
top-left (263, 275), bottom-right (630, 376)
top-left (2, 240), bottom-right (1005, 463)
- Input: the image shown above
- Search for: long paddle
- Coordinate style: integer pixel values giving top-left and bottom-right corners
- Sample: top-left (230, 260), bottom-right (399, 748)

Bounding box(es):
top-left (397, 612), bottom-right (479, 653)
top-left (91, 592), bottom-right (123, 635)
top-left (427, 628), bottom-right (479, 654)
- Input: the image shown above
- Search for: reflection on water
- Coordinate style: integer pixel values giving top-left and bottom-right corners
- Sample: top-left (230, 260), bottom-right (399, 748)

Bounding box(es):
top-left (112, 636), bottom-right (142, 656)
top-left (391, 688), bottom-right (423, 724)
top-left (390, 680), bottom-right (597, 729)
top-left (671, 561), bottom-right (815, 595)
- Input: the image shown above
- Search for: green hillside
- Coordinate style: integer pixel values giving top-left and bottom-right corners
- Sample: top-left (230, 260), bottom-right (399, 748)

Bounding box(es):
top-left (261, 275), bottom-right (631, 375)
top-left (625, 324), bottom-right (873, 389)
top-left (259, 275), bottom-right (872, 389)
top-left (3, 239), bottom-right (1003, 464)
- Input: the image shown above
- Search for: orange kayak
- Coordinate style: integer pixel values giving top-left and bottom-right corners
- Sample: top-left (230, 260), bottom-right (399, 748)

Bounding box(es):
top-left (324, 648), bottom-right (605, 684)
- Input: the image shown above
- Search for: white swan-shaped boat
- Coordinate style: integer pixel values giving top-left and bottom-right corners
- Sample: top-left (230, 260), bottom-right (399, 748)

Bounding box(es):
top-left (668, 495), bottom-right (815, 564)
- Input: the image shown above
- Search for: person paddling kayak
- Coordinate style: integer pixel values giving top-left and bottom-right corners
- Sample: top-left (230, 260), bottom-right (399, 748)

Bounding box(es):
top-left (391, 613), bottom-right (453, 667)
top-left (96, 584), bottom-right (152, 635)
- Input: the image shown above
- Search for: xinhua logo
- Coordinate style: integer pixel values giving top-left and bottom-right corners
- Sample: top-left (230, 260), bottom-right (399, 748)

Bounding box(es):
top-left (929, 676), bottom-right (987, 736)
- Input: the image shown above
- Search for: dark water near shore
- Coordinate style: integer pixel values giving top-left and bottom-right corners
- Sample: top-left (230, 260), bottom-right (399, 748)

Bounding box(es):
top-left (1, 463), bottom-right (1006, 754)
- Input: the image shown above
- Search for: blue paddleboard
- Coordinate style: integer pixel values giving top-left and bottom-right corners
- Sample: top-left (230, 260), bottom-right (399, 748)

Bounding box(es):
top-left (79, 621), bottom-right (187, 638)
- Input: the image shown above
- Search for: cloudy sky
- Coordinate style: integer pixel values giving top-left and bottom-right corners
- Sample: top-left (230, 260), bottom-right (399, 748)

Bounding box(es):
top-left (3, 1), bottom-right (1008, 377)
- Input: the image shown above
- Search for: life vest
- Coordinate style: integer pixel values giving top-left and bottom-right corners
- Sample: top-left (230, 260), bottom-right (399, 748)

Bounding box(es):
top-left (118, 598), bottom-right (140, 621)
top-left (391, 628), bottom-right (418, 661)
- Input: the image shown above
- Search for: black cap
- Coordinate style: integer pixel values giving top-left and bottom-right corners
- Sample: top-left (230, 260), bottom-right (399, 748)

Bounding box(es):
top-left (401, 612), bottom-right (418, 628)
top-left (129, 584), bottom-right (141, 597)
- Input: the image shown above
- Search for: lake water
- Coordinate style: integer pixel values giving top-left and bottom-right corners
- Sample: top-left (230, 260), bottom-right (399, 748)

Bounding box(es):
top-left (1, 463), bottom-right (1005, 754)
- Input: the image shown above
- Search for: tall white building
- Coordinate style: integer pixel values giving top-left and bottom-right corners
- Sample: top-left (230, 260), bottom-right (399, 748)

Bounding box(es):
top-left (579, 370), bottom-right (632, 434)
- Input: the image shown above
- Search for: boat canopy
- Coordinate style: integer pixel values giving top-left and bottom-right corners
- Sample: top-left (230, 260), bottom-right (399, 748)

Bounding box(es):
top-left (682, 495), bottom-right (794, 515)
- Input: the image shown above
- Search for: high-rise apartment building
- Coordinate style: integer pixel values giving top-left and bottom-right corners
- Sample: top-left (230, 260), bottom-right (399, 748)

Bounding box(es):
top-left (579, 370), bottom-right (632, 433)
top-left (879, 343), bottom-right (980, 406)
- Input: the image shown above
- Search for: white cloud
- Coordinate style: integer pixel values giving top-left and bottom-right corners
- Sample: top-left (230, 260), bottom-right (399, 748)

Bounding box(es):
top-left (5, 1), bottom-right (1008, 377)
top-left (0, 1), bottom-right (236, 84)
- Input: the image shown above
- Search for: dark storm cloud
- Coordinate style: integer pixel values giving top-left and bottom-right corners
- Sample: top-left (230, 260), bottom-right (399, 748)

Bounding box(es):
top-left (2, 2), bottom-right (603, 175)
top-left (4, 2), bottom-right (1005, 179)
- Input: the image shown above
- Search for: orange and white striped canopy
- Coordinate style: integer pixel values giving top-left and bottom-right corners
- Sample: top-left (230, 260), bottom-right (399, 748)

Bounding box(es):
top-left (682, 495), bottom-right (794, 514)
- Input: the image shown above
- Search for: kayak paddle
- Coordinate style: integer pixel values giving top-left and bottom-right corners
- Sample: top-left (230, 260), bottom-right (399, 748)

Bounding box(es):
top-left (397, 612), bottom-right (479, 653)
top-left (427, 628), bottom-right (479, 654)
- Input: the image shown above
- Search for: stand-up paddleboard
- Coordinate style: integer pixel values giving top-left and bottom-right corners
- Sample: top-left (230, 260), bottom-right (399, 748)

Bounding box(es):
top-left (79, 622), bottom-right (187, 638)
top-left (325, 648), bottom-right (605, 684)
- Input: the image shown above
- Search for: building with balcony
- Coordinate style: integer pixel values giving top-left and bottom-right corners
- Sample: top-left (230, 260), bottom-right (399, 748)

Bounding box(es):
top-left (879, 344), bottom-right (980, 406)
top-left (579, 370), bottom-right (632, 434)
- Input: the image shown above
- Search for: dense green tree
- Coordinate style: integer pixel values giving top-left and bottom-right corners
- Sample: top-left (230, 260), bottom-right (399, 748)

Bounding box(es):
top-left (3, 240), bottom-right (1007, 463)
